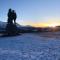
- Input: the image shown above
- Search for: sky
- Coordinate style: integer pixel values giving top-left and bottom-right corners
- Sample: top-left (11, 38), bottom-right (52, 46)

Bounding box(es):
top-left (0, 0), bottom-right (60, 27)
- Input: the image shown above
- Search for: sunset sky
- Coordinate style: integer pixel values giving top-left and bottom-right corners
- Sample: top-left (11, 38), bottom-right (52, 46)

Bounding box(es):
top-left (0, 0), bottom-right (60, 27)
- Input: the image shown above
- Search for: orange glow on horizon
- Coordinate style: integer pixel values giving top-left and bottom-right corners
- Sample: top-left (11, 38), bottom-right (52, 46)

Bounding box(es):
top-left (25, 22), bottom-right (60, 27)
top-left (18, 21), bottom-right (60, 27)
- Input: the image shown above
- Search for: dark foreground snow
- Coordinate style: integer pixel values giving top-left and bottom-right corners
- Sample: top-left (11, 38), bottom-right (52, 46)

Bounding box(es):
top-left (0, 33), bottom-right (60, 60)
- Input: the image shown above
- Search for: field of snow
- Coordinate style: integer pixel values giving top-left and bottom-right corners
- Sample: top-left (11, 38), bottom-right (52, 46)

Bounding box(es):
top-left (0, 33), bottom-right (60, 60)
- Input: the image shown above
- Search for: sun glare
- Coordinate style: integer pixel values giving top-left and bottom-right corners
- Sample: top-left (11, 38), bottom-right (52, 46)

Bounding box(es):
top-left (48, 24), bottom-right (58, 27)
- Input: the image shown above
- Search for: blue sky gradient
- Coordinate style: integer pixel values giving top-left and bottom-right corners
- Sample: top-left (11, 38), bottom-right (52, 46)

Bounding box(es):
top-left (0, 0), bottom-right (60, 27)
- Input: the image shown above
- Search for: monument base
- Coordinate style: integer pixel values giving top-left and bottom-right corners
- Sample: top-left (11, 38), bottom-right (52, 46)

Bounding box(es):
top-left (6, 23), bottom-right (19, 36)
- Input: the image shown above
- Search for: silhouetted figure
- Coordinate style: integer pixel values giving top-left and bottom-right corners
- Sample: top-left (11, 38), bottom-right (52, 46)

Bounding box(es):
top-left (7, 8), bottom-right (13, 24)
top-left (12, 10), bottom-right (17, 24)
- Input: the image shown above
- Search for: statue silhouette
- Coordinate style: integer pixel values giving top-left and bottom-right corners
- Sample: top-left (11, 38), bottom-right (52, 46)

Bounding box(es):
top-left (7, 8), bottom-right (13, 24)
top-left (12, 10), bottom-right (17, 24)
top-left (6, 8), bottom-right (18, 35)
top-left (7, 9), bottom-right (17, 24)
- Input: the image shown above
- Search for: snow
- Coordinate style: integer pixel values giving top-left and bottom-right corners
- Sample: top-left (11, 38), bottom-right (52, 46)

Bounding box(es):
top-left (0, 33), bottom-right (60, 60)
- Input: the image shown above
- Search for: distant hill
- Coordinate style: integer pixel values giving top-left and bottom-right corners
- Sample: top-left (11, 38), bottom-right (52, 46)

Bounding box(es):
top-left (1, 21), bottom-right (60, 33)
top-left (0, 21), bottom-right (7, 29)
top-left (0, 21), bottom-right (36, 33)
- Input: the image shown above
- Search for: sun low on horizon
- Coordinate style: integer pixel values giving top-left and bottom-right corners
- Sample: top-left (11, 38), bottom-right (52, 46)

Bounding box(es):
top-left (17, 19), bottom-right (60, 27)
top-left (22, 22), bottom-right (60, 27)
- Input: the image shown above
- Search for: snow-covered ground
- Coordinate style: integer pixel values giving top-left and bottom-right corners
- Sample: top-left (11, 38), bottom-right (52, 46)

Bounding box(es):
top-left (0, 33), bottom-right (60, 60)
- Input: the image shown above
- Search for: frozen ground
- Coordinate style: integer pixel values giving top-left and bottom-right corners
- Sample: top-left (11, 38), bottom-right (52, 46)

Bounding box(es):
top-left (0, 33), bottom-right (60, 60)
